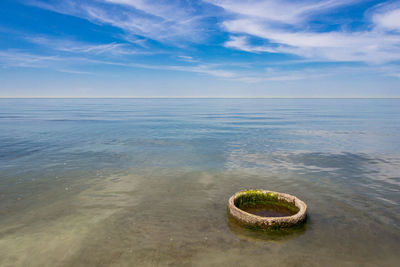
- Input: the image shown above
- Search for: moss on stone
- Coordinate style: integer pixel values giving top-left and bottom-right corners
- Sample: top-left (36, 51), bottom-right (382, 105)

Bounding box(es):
top-left (234, 190), bottom-right (299, 214)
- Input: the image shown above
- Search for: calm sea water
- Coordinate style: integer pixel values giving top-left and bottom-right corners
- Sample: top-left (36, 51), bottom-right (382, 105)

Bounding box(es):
top-left (0, 98), bottom-right (399, 266)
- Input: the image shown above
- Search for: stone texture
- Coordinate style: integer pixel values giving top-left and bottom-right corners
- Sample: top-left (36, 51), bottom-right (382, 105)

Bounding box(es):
top-left (228, 189), bottom-right (307, 229)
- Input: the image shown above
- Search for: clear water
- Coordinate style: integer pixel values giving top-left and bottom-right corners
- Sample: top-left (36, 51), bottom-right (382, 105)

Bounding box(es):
top-left (0, 98), bottom-right (399, 266)
top-left (240, 203), bottom-right (297, 217)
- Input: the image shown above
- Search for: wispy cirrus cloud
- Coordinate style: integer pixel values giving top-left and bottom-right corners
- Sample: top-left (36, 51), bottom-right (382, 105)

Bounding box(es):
top-left (4, 0), bottom-right (400, 90)
top-left (0, 50), bottom-right (61, 68)
top-left (223, 22), bottom-right (400, 64)
top-left (1, 48), bottom-right (399, 86)
top-left (177, 55), bottom-right (198, 63)
top-left (25, 36), bottom-right (145, 55)
top-left (224, 35), bottom-right (278, 53)
top-left (24, 0), bottom-right (400, 65)
top-left (209, 0), bottom-right (400, 64)
top-left (26, 0), bottom-right (211, 45)
top-left (204, 0), bottom-right (357, 25)
top-left (0, 50), bottom-right (235, 78)
top-left (0, 48), bottom-right (325, 81)
top-left (57, 69), bottom-right (94, 75)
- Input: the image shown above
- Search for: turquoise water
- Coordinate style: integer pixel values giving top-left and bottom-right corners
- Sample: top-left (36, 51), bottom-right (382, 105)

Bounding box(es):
top-left (0, 98), bottom-right (399, 266)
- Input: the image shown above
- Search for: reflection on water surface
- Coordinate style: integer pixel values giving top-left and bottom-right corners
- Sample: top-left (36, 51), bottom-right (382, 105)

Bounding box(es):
top-left (0, 99), bottom-right (399, 266)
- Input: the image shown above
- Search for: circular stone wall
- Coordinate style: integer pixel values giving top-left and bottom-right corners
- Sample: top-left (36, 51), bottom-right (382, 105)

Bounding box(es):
top-left (228, 189), bottom-right (307, 229)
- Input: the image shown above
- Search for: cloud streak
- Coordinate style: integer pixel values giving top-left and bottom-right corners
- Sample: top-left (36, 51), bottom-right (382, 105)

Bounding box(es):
top-left (25, 36), bottom-right (144, 55)
top-left (205, 0), bottom-right (357, 25)
top-left (27, 0), bottom-right (210, 45)
top-left (0, 50), bottom-right (234, 78)
top-left (25, 0), bottom-right (400, 65)
top-left (210, 0), bottom-right (400, 64)
top-left (2, 0), bottom-right (398, 91)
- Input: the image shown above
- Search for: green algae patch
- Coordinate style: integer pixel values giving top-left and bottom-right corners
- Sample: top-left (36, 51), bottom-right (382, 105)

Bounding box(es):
top-left (233, 190), bottom-right (299, 216)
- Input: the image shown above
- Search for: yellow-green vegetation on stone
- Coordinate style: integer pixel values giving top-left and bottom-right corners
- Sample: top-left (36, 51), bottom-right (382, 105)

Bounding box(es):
top-left (234, 189), bottom-right (299, 214)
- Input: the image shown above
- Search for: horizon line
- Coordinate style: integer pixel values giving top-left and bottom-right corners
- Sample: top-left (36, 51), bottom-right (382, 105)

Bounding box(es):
top-left (1, 96), bottom-right (400, 99)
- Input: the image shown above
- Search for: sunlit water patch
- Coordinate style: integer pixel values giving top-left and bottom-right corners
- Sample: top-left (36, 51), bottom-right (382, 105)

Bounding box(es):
top-left (0, 98), bottom-right (399, 266)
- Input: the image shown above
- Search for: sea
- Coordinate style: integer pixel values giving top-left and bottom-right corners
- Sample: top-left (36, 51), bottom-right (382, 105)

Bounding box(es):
top-left (0, 98), bottom-right (399, 266)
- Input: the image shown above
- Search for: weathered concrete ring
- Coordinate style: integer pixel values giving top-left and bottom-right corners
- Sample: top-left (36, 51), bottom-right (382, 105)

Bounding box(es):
top-left (228, 189), bottom-right (307, 229)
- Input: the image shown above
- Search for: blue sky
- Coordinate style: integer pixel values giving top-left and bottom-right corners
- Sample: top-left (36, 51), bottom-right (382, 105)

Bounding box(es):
top-left (1, 0), bottom-right (400, 97)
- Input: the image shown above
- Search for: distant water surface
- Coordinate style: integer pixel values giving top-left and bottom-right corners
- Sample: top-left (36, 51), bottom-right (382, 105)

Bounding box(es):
top-left (0, 98), bottom-right (399, 266)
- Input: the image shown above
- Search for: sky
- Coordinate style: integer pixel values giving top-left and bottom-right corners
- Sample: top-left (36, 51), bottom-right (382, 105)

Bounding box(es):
top-left (0, 0), bottom-right (400, 97)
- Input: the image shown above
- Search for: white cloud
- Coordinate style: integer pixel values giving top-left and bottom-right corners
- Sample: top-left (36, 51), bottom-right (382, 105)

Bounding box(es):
top-left (224, 26), bottom-right (400, 63)
top-left (210, 0), bottom-right (400, 64)
top-left (27, 0), bottom-right (208, 44)
top-left (0, 50), bottom-right (61, 68)
top-left (12, 0), bottom-right (400, 83)
top-left (177, 55), bottom-right (198, 63)
top-left (230, 66), bottom-right (332, 83)
top-left (2, 49), bottom-right (399, 83)
top-left (204, 0), bottom-right (357, 25)
top-left (57, 69), bottom-right (94, 75)
top-left (26, 36), bottom-right (142, 55)
top-left (87, 59), bottom-right (235, 78)
top-left (224, 36), bottom-right (278, 53)
top-left (103, 0), bottom-right (191, 21)
top-left (0, 50), bottom-right (234, 78)
top-left (373, 6), bottom-right (400, 32)
top-left (168, 64), bottom-right (234, 78)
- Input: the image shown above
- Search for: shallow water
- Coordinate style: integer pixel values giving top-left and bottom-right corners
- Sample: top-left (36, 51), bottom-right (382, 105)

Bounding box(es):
top-left (0, 98), bottom-right (399, 266)
top-left (240, 203), bottom-right (297, 217)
